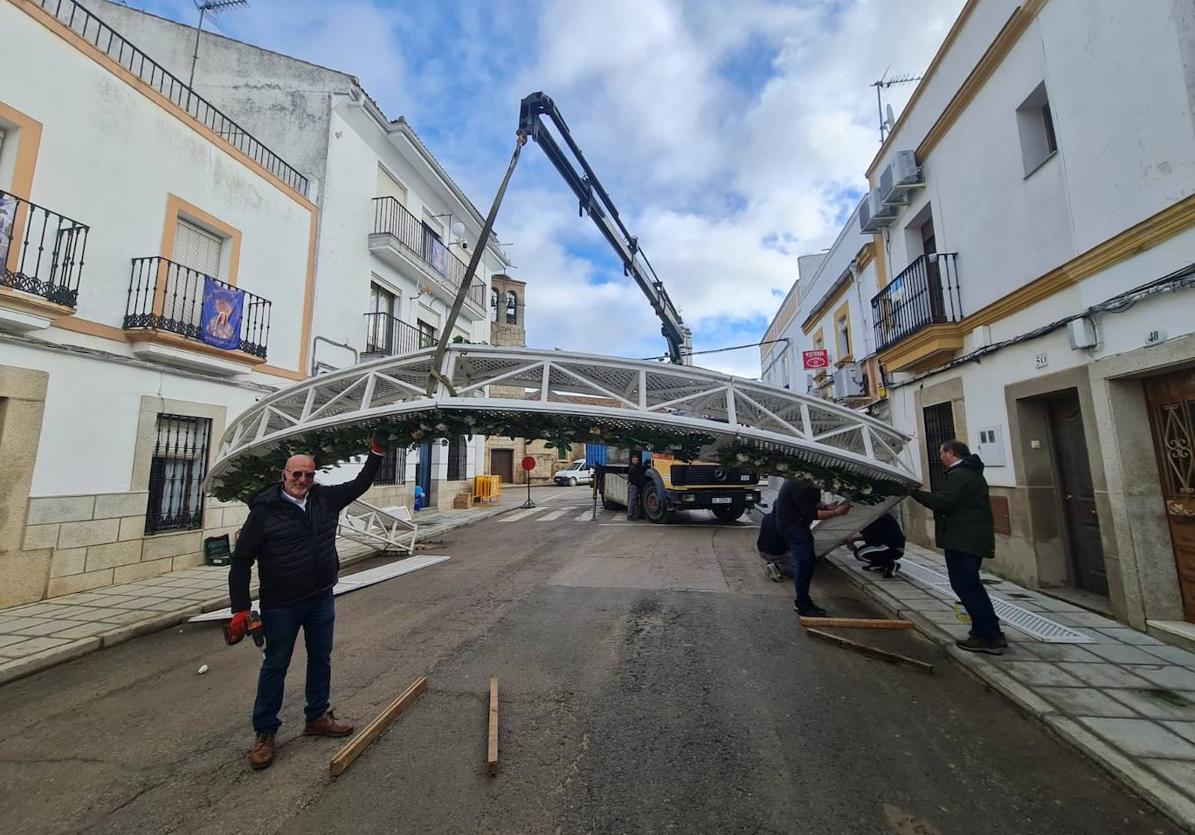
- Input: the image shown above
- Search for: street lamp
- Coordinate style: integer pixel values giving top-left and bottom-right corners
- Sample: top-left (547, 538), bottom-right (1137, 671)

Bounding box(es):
top-left (188, 0), bottom-right (248, 89)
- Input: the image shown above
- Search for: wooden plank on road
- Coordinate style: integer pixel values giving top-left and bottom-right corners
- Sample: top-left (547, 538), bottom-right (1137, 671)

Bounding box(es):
top-left (805, 628), bottom-right (934, 675)
top-left (799, 616), bottom-right (914, 630)
top-left (487, 676), bottom-right (499, 775)
top-left (330, 675), bottom-right (428, 778)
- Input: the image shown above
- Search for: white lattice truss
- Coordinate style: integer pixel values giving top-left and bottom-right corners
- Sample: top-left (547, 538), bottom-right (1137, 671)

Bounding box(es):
top-left (209, 346), bottom-right (918, 491)
top-left (338, 499), bottom-right (418, 555)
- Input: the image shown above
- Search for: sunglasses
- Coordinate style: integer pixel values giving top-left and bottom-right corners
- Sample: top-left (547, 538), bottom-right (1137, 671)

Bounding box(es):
top-left (286, 470), bottom-right (316, 480)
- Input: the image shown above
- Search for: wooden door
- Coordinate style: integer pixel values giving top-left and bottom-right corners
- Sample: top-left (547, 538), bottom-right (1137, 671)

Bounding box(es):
top-left (1044, 391), bottom-right (1107, 595)
top-left (1145, 368), bottom-right (1195, 622)
top-left (490, 449), bottom-right (514, 484)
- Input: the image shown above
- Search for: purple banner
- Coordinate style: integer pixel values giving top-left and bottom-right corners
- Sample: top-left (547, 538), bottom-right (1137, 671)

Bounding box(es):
top-left (200, 276), bottom-right (244, 351)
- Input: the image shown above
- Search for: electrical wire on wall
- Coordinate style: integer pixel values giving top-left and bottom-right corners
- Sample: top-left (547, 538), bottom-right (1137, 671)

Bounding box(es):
top-left (889, 260), bottom-right (1195, 391)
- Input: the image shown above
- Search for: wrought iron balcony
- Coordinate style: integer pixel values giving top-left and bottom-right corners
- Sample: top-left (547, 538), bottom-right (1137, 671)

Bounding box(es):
top-left (871, 252), bottom-right (962, 353)
top-left (370, 197), bottom-right (487, 314)
top-left (30, 0), bottom-right (308, 196)
top-left (0, 189), bottom-right (88, 307)
top-left (123, 257), bottom-right (271, 359)
top-left (363, 311), bottom-right (431, 356)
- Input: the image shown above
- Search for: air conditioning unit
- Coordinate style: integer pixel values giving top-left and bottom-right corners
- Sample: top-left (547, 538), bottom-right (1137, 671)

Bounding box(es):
top-left (879, 150), bottom-right (924, 206)
top-left (859, 190), bottom-right (897, 233)
top-left (832, 363), bottom-right (866, 399)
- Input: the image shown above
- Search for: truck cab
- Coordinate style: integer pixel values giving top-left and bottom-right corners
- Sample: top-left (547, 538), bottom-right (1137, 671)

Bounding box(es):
top-left (590, 445), bottom-right (761, 523)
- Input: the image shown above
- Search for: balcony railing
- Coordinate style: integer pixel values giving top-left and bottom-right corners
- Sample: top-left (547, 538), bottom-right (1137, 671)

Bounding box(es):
top-left (363, 311), bottom-right (431, 355)
top-left (372, 197), bottom-right (486, 309)
top-left (871, 252), bottom-right (962, 352)
top-left (0, 190), bottom-right (88, 307)
top-left (30, 0), bottom-right (308, 196)
top-left (123, 257), bottom-right (272, 359)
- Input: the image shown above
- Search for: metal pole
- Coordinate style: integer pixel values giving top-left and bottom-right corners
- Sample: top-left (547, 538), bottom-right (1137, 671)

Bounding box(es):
top-left (188, 7), bottom-right (206, 90)
top-left (424, 132), bottom-right (527, 398)
top-left (520, 470), bottom-right (534, 509)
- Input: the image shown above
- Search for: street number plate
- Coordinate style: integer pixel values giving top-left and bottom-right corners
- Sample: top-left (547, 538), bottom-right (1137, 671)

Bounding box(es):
top-left (711, 497), bottom-right (732, 504)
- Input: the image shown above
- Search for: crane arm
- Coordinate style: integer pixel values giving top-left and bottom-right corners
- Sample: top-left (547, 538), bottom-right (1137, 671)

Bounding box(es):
top-left (518, 91), bottom-right (687, 364)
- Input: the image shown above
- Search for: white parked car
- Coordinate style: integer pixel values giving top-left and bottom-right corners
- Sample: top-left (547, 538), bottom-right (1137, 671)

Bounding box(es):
top-left (554, 460), bottom-right (593, 486)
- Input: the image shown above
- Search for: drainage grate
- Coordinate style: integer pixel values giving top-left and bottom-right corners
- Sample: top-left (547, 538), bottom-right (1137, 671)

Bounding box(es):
top-left (898, 561), bottom-right (1093, 643)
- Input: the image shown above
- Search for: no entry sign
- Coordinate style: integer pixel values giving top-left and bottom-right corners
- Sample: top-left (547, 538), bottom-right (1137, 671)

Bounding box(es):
top-left (521, 456), bottom-right (536, 472)
top-left (803, 349), bottom-right (829, 370)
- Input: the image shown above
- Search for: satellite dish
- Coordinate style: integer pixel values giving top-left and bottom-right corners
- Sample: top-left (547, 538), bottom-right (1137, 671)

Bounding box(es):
top-left (885, 103), bottom-right (896, 129)
top-left (450, 220), bottom-right (466, 241)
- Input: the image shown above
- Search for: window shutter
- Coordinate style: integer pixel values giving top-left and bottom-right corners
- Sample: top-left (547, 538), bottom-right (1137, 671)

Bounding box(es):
top-left (173, 219), bottom-right (223, 277)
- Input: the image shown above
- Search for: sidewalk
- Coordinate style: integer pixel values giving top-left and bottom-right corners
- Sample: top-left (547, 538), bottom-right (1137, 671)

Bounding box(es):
top-left (0, 492), bottom-right (529, 686)
top-left (828, 542), bottom-right (1195, 830)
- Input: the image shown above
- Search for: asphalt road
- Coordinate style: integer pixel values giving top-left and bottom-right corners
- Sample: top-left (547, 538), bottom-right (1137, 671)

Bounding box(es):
top-left (0, 487), bottom-right (1181, 834)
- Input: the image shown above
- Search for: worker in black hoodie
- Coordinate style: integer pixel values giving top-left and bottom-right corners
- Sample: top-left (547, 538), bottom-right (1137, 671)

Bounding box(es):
top-left (229, 433), bottom-right (386, 769)
top-left (911, 439), bottom-right (1006, 654)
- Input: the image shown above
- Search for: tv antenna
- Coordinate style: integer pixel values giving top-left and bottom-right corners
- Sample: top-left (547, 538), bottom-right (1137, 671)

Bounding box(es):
top-left (188, 0), bottom-right (248, 89)
top-left (870, 69), bottom-right (923, 143)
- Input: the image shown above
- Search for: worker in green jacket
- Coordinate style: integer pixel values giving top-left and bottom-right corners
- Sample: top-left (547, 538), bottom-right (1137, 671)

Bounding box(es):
top-left (910, 439), bottom-right (1007, 654)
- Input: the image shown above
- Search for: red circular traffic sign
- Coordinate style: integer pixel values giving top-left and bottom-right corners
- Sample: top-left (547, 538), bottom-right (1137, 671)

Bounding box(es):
top-left (521, 456), bottom-right (536, 472)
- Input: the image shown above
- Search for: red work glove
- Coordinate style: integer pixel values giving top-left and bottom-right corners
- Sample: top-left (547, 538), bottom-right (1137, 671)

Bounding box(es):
top-left (226, 610), bottom-right (252, 645)
top-left (370, 430), bottom-right (387, 456)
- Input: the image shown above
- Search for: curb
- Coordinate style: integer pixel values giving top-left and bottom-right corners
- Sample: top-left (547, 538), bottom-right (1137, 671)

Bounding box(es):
top-left (827, 555), bottom-right (1195, 833)
top-left (0, 507), bottom-right (515, 688)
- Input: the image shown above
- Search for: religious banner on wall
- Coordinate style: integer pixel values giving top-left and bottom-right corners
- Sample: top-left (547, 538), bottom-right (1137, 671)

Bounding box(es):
top-left (200, 276), bottom-right (244, 351)
top-left (427, 235), bottom-right (447, 275)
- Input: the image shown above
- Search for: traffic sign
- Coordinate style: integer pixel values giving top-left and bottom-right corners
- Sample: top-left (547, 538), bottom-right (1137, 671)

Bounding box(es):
top-left (521, 455), bottom-right (536, 472)
top-left (803, 349), bottom-right (829, 370)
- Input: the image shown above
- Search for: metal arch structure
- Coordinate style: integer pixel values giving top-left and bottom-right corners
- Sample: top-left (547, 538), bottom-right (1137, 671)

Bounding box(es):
top-left (209, 345), bottom-right (918, 492)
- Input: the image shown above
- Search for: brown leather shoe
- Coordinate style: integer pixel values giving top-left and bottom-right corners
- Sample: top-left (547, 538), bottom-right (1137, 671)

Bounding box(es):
top-left (250, 733), bottom-right (275, 770)
top-left (304, 710), bottom-right (353, 738)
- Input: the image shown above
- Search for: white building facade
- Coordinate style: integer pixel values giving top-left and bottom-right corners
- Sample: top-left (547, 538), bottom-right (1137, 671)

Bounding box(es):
top-left (83, 0), bottom-right (511, 512)
top-left (0, 0), bottom-right (318, 605)
top-left (764, 0), bottom-right (1195, 642)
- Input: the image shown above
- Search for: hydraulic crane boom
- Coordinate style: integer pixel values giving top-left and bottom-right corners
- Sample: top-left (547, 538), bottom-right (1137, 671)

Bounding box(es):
top-left (518, 92), bottom-right (688, 364)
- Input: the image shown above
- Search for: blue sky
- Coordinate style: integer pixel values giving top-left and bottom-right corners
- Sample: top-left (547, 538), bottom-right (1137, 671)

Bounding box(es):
top-left (130, 0), bottom-right (963, 377)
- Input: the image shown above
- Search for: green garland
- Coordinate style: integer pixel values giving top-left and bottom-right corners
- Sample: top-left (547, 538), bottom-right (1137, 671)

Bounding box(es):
top-left (714, 443), bottom-right (908, 505)
top-left (210, 408), bottom-right (717, 502)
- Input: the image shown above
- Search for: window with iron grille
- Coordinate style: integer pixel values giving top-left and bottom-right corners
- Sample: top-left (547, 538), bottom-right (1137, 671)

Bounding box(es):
top-left (375, 445), bottom-right (406, 486)
top-left (447, 436), bottom-right (468, 481)
top-left (146, 414), bottom-right (212, 534)
top-left (922, 402), bottom-right (956, 492)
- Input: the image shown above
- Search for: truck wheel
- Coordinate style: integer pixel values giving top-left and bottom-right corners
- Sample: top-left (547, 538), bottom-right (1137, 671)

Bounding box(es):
top-left (642, 482), bottom-right (669, 523)
top-left (712, 505), bottom-right (745, 524)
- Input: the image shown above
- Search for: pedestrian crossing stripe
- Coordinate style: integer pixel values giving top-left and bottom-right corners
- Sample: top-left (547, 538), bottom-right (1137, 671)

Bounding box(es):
top-left (538, 509), bottom-right (569, 521)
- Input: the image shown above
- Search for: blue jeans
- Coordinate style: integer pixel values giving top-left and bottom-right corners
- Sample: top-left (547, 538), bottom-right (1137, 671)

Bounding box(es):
top-left (252, 590), bottom-right (335, 734)
top-left (627, 484), bottom-right (640, 520)
top-left (790, 538), bottom-right (817, 610)
top-left (945, 549), bottom-right (1002, 639)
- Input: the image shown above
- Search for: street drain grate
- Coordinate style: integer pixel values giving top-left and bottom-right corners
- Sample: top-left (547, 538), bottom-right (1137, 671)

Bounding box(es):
top-left (898, 561), bottom-right (1093, 643)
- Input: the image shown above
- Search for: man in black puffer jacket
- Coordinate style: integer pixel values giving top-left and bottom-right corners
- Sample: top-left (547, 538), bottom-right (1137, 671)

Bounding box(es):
top-left (229, 434), bottom-right (386, 770)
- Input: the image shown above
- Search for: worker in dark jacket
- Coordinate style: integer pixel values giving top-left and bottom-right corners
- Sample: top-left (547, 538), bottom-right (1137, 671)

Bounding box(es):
top-left (775, 479), bottom-right (850, 616)
top-left (229, 434), bottom-right (386, 769)
top-left (627, 454), bottom-right (645, 520)
top-left (910, 439), bottom-right (1006, 654)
